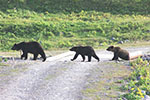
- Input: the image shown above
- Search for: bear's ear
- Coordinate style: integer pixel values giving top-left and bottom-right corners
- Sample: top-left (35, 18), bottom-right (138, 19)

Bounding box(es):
top-left (14, 43), bottom-right (17, 46)
top-left (110, 46), bottom-right (114, 48)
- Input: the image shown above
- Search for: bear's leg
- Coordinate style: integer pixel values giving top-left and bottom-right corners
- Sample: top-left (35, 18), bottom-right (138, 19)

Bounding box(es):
top-left (112, 53), bottom-right (119, 60)
top-left (33, 54), bottom-right (38, 60)
top-left (21, 54), bottom-right (24, 59)
top-left (24, 53), bottom-right (28, 60)
top-left (81, 55), bottom-right (85, 62)
top-left (93, 54), bottom-right (100, 62)
top-left (40, 52), bottom-right (46, 62)
top-left (88, 56), bottom-right (91, 62)
top-left (21, 51), bottom-right (26, 59)
top-left (71, 53), bottom-right (79, 61)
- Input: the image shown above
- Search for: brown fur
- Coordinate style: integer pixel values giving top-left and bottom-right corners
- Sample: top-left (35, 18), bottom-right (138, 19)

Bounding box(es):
top-left (106, 46), bottom-right (129, 60)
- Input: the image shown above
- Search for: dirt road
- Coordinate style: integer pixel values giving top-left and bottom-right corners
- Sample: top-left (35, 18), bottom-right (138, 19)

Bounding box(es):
top-left (0, 46), bottom-right (150, 100)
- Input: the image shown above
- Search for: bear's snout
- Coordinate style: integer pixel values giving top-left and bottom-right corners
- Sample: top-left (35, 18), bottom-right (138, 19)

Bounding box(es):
top-left (11, 46), bottom-right (20, 51)
top-left (106, 48), bottom-right (109, 51)
top-left (70, 48), bottom-right (73, 51)
top-left (11, 47), bottom-right (15, 50)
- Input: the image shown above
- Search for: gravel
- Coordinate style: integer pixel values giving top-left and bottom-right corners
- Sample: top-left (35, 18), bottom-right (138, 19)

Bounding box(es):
top-left (0, 46), bottom-right (150, 100)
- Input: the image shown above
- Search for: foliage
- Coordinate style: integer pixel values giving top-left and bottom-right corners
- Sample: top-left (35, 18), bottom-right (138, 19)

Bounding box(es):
top-left (0, 0), bottom-right (150, 15)
top-left (0, 0), bottom-right (150, 51)
top-left (121, 58), bottom-right (150, 100)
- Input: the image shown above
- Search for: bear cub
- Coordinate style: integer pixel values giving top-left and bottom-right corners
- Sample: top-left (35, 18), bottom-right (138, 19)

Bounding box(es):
top-left (70, 46), bottom-right (100, 62)
top-left (106, 46), bottom-right (129, 60)
top-left (11, 41), bottom-right (46, 62)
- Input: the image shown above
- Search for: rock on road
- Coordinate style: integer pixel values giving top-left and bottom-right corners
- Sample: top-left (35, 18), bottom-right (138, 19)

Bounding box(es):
top-left (0, 46), bottom-right (150, 100)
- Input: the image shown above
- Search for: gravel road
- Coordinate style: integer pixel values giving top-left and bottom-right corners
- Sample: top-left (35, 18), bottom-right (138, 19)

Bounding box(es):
top-left (0, 46), bottom-right (150, 100)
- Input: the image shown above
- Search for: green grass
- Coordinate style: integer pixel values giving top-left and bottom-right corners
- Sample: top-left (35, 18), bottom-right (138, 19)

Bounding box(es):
top-left (120, 58), bottom-right (150, 100)
top-left (0, 10), bottom-right (150, 51)
top-left (82, 62), bottom-right (131, 100)
top-left (0, 0), bottom-right (150, 51)
top-left (0, 63), bottom-right (9, 66)
top-left (0, 0), bottom-right (150, 15)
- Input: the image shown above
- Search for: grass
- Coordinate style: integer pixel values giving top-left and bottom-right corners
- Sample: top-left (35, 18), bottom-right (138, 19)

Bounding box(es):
top-left (120, 58), bottom-right (150, 100)
top-left (82, 62), bottom-right (131, 100)
top-left (0, 63), bottom-right (9, 66)
top-left (0, 0), bottom-right (150, 51)
top-left (0, 9), bottom-right (150, 51)
top-left (0, 1), bottom-right (150, 98)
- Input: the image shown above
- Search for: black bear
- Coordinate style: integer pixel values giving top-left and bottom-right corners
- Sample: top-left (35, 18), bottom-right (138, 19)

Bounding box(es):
top-left (106, 46), bottom-right (129, 60)
top-left (70, 46), bottom-right (100, 62)
top-left (11, 41), bottom-right (46, 62)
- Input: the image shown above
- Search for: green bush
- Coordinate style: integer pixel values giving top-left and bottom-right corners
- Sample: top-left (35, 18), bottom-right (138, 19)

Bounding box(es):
top-left (122, 58), bottom-right (150, 100)
top-left (0, 0), bottom-right (150, 51)
top-left (0, 0), bottom-right (150, 14)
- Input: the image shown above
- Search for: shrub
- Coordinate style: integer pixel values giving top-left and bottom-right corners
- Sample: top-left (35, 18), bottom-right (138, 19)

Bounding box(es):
top-left (122, 58), bottom-right (150, 100)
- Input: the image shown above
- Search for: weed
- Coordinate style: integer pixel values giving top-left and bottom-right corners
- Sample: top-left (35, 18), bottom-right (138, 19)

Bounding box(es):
top-left (121, 58), bottom-right (150, 100)
top-left (0, 8), bottom-right (150, 51)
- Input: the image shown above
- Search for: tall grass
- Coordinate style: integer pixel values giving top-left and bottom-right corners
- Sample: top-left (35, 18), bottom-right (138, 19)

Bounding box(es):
top-left (0, 0), bottom-right (150, 51)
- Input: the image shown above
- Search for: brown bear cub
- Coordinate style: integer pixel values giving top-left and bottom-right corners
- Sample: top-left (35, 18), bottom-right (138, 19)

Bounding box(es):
top-left (70, 46), bottom-right (100, 62)
top-left (106, 46), bottom-right (129, 60)
top-left (11, 41), bottom-right (46, 62)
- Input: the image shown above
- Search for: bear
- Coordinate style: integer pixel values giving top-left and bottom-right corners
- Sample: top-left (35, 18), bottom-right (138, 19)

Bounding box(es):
top-left (11, 41), bottom-right (46, 62)
top-left (106, 46), bottom-right (129, 60)
top-left (70, 46), bottom-right (100, 62)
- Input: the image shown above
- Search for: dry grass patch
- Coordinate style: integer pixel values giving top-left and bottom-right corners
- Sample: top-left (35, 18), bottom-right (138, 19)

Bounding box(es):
top-left (82, 62), bottom-right (131, 100)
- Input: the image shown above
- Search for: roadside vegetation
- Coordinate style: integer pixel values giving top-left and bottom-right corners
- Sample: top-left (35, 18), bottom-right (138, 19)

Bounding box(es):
top-left (81, 58), bottom-right (150, 100)
top-left (120, 58), bottom-right (150, 100)
top-left (82, 62), bottom-right (131, 100)
top-left (0, 1), bottom-right (150, 99)
top-left (0, 0), bottom-right (150, 51)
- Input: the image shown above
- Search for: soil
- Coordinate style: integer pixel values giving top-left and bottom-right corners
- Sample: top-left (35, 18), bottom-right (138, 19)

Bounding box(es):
top-left (0, 47), bottom-right (150, 100)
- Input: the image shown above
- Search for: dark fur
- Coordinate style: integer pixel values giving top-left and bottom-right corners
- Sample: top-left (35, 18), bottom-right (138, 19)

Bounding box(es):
top-left (11, 41), bottom-right (46, 62)
top-left (106, 46), bottom-right (129, 60)
top-left (70, 46), bottom-right (100, 62)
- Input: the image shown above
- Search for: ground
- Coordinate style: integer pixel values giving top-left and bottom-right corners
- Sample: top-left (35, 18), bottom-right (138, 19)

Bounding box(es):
top-left (0, 46), bottom-right (150, 100)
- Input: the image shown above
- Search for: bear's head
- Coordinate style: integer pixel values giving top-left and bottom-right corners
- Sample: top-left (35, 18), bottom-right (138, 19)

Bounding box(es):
top-left (106, 46), bottom-right (121, 52)
top-left (70, 47), bottom-right (77, 51)
top-left (106, 46), bottom-right (114, 52)
top-left (70, 46), bottom-right (80, 52)
top-left (11, 42), bottom-right (25, 51)
top-left (11, 43), bottom-right (21, 51)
